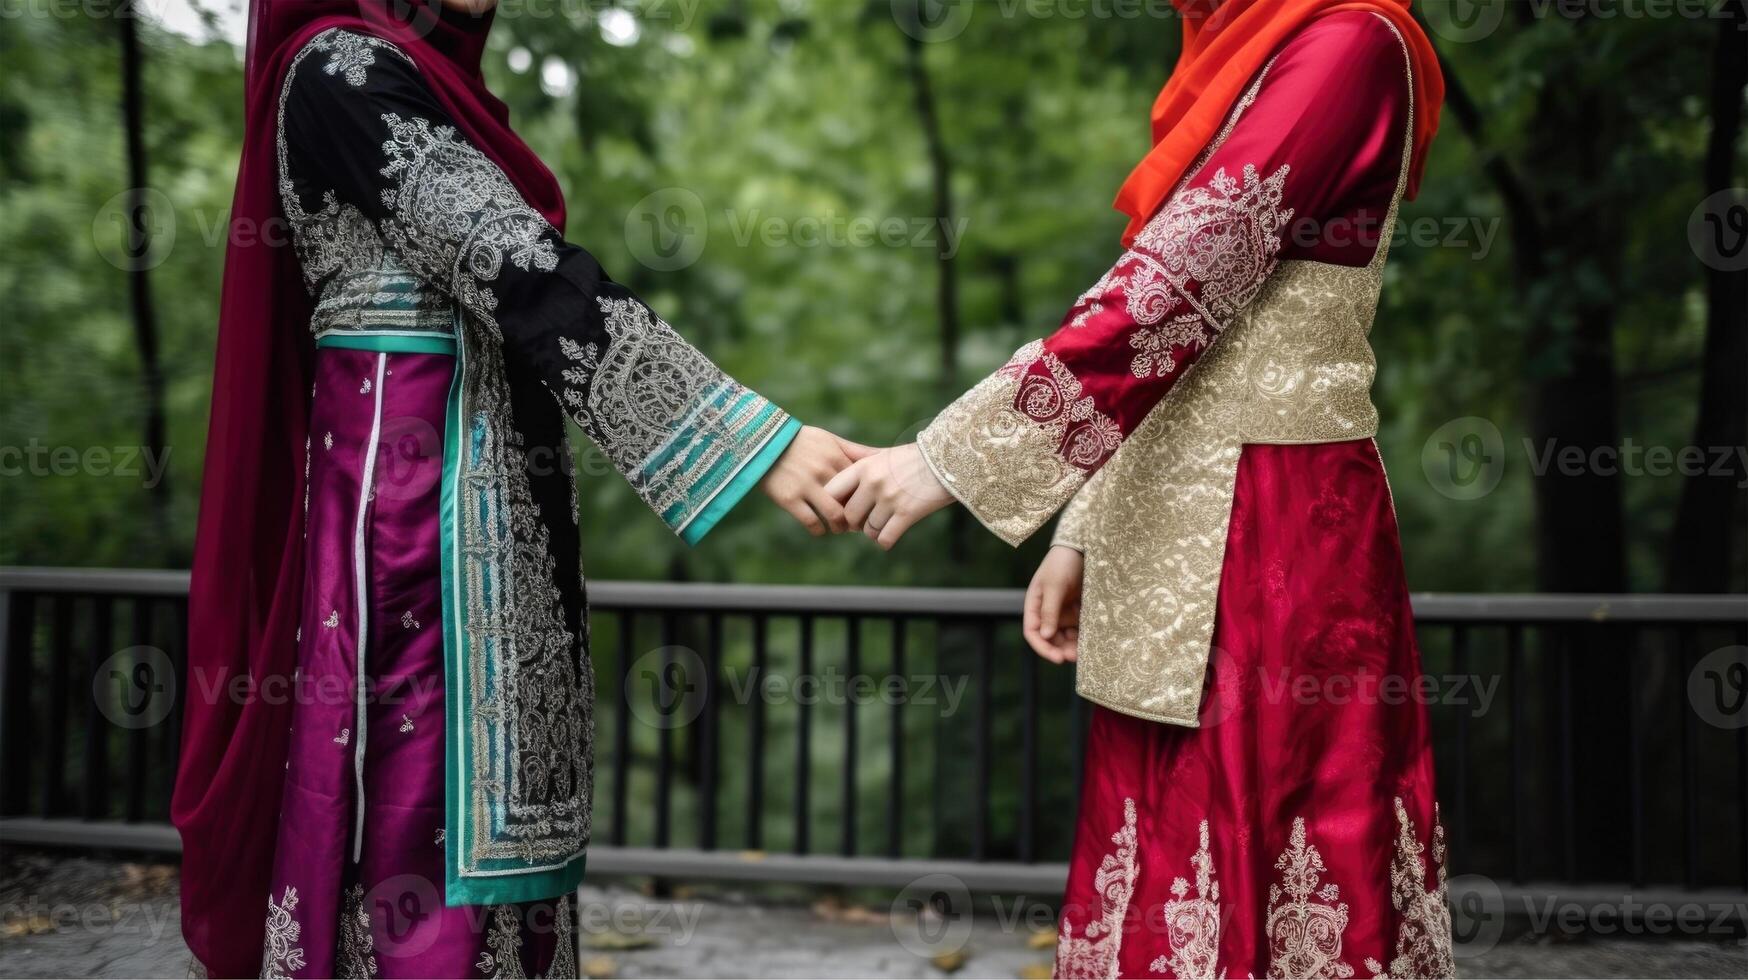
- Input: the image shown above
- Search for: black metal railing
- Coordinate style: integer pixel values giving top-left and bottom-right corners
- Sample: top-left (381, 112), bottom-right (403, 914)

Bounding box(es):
top-left (1, 567), bottom-right (1745, 901)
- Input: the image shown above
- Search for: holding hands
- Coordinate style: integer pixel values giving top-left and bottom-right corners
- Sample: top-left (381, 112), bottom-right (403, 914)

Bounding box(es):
top-left (758, 431), bottom-right (954, 545)
top-left (757, 426), bottom-right (877, 536)
top-left (824, 443), bottom-right (955, 550)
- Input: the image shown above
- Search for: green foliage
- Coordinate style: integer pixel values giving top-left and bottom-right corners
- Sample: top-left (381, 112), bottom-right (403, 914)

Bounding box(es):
top-left (0, 0), bottom-right (1738, 594)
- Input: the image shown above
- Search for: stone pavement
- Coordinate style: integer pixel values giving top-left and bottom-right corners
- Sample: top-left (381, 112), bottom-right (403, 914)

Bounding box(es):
top-left (3, 851), bottom-right (1745, 979)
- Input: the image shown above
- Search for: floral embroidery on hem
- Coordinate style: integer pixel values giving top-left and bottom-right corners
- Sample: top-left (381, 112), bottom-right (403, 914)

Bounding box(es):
top-left (1056, 797), bottom-right (1140, 979)
top-left (261, 886), bottom-right (307, 979)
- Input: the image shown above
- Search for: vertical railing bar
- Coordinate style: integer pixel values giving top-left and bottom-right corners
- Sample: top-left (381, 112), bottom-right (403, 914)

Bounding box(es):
top-left (1738, 624), bottom-right (1748, 891)
top-left (612, 611), bottom-right (632, 847)
top-left (700, 611), bottom-right (721, 851)
top-left (1679, 625), bottom-right (1698, 890)
top-left (126, 597), bottom-right (153, 822)
top-left (888, 616), bottom-right (906, 860)
top-left (1626, 625), bottom-right (1644, 888)
top-left (973, 621), bottom-right (992, 862)
top-left (748, 615), bottom-right (767, 850)
top-left (0, 590), bottom-right (36, 816)
top-left (1070, 680), bottom-right (1087, 804)
top-left (842, 614), bottom-right (860, 858)
top-left (45, 595), bottom-right (73, 818)
top-left (84, 596), bottom-right (114, 820)
top-left (164, 597), bottom-right (187, 811)
top-left (1452, 624), bottom-right (1470, 864)
top-left (1020, 629), bottom-right (1038, 864)
top-left (655, 613), bottom-right (675, 849)
top-left (1559, 626), bottom-right (1576, 883)
top-left (795, 614), bottom-right (813, 855)
top-left (1508, 624), bottom-right (1526, 883)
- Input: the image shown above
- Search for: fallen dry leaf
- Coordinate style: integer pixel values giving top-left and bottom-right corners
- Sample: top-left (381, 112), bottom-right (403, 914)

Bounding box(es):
top-left (1017, 963), bottom-right (1054, 979)
top-left (931, 949), bottom-right (971, 973)
top-left (1027, 928), bottom-right (1057, 950)
top-left (581, 954), bottom-right (616, 978)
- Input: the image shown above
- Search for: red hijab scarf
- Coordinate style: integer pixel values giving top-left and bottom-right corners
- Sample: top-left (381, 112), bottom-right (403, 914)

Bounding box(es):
top-left (173, 2), bottom-right (563, 974)
top-left (1113, 0), bottom-right (1443, 245)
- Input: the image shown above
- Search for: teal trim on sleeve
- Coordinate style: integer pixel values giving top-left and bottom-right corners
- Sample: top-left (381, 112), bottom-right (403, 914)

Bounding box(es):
top-left (678, 416), bottom-right (802, 547)
top-left (317, 333), bottom-right (457, 355)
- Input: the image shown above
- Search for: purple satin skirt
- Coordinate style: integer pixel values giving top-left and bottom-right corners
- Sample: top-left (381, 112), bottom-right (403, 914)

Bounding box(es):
top-left (264, 348), bottom-right (574, 979)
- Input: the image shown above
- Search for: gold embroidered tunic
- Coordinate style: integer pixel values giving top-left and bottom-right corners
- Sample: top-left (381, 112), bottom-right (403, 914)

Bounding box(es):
top-left (919, 14), bottom-right (1418, 727)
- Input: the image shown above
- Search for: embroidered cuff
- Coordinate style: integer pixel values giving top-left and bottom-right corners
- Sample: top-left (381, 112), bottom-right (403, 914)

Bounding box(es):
top-left (916, 362), bottom-right (1085, 547)
top-left (679, 415), bottom-right (801, 547)
top-left (648, 384), bottom-right (795, 541)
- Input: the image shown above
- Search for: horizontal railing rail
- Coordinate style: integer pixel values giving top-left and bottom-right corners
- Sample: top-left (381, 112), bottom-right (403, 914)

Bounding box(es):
top-left (1, 565), bottom-right (1744, 620)
top-left (2, 566), bottom-right (1745, 918)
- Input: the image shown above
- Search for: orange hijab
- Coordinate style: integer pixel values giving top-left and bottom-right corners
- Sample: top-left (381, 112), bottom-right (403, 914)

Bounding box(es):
top-left (1114, 0), bottom-right (1443, 245)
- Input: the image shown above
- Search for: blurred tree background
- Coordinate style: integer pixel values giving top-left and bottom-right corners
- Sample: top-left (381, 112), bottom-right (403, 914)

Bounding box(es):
top-left (1, 0), bottom-right (1743, 593)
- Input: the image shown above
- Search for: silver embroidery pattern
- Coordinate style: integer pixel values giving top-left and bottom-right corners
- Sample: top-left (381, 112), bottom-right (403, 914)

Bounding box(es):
top-left (476, 905), bottom-right (528, 978)
top-left (321, 29), bottom-right (380, 87)
top-left (261, 886), bottom-right (307, 980)
top-left (557, 296), bottom-right (786, 522)
top-left (1366, 802), bottom-right (1455, 979)
top-left (1151, 820), bottom-right (1223, 979)
top-left (373, 112), bottom-right (558, 338)
top-left (275, 29), bottom-right (455, 341)
top-left (1266, 818), bottom-right (1354, 979)
top-left (454, 322), bottom-right (593, 867)
top-left (1055, 797), bottom-right (1140, 979)
top-left (336, 884), bottom-right (380, 979)
top-left (1054, 796), bottom-right (1450, 979)
top-left (548, 897), bottom-right (578, 980)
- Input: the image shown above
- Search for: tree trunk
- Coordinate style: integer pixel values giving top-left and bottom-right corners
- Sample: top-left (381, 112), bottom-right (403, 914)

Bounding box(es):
top-left (1665, 0), bottom-right (1747, 594)
top-left (902, 28), bottom-right (968, 563)
top-left (1438, 31), bottom-right (1631, 879)
top-left (119, 9), bottom-right (170, 556)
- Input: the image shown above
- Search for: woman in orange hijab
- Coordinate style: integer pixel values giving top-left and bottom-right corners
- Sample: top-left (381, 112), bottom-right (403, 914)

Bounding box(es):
top-left (829, 3), bottom-right (1453, 976)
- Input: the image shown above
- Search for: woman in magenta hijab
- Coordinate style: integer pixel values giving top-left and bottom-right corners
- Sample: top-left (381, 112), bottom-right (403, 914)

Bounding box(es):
top-left (173, 0), bottom-right (863, 975)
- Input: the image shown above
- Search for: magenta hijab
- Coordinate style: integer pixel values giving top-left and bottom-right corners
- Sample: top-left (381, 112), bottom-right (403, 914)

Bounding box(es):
top-left (173, 1), bottom-right (563, 974)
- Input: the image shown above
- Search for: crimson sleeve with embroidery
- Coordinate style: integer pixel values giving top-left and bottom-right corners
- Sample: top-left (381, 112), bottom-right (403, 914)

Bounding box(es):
top-left (278, 29), bottom-right (798, 544)
top-left (916, 13), bottom-right (1409, 545)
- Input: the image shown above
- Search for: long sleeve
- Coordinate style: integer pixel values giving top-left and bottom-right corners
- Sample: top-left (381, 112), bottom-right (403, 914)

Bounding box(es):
top-left (277, 30), bottom-right (797, 544)
top-left (917, 11), bottom-right (1410, 545)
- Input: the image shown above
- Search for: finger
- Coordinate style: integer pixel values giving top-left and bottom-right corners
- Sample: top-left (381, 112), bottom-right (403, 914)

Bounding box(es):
top-left (1038, 579), bottom-right (1063, 639)
top-left (784, 499), bottom-right (825, 536)
top-left (835, 437), bottom-right (880, 461)
top-left (1022, 584), bottom-right (1063, 662)
top-left (823, 459), bottom-right (865, 501)
top-left (876, 510), bottom-right (917, 551)
top-left (864, 501), bottom-right (894, 541)
top-left (807, 487), bottom-right (849, 534)
top-left (843, 482), bottom-right (878, 531)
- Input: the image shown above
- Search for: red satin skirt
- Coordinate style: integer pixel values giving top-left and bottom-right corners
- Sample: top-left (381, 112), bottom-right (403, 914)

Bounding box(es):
top-left (1054, 440), bottom-right (1454, 979)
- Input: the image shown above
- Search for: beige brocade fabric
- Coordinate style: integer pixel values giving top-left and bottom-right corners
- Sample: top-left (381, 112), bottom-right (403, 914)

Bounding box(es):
top-left (920, 15), bottom-right (1415, 727)
top-left (920, 254), bottom-right (1391, 725)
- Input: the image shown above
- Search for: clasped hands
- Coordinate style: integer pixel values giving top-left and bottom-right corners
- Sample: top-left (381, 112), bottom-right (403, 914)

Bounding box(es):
top-left (758, 427), bottom-right (1076, 663)
top-left (756, 427), bottom-right (953, 548)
